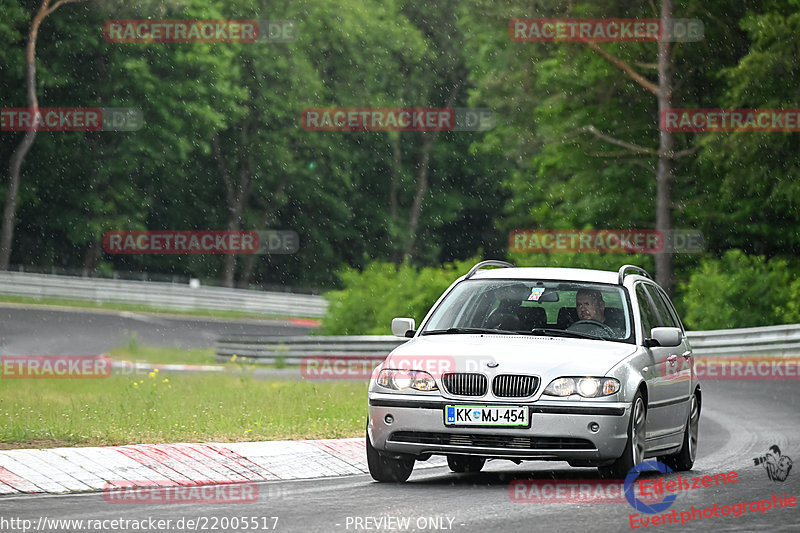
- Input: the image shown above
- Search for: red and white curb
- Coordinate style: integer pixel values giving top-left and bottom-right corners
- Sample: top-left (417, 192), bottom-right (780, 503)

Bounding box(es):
top-left (111, 360), bottom-right (229, 374)
top-left (0, 438), bottom-right (445, 495)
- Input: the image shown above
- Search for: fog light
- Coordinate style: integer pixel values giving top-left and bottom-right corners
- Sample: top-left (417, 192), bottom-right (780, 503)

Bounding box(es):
top-left (589, 422), bottom-right (600, 433)
top-left (384, 414), bottom-right (394, 425)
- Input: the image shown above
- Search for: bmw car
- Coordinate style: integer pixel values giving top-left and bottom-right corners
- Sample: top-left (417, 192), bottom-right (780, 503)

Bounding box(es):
top-left (366, 261), bottom-right (701, 481)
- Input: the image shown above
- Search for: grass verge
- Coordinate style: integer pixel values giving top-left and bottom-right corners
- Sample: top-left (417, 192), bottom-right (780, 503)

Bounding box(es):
top-left (108, 342), bottom-right (290, 369)
top-left (0, 366), bottom-right (366, 449)
top-left (108, 343), bottom-right (219, 366)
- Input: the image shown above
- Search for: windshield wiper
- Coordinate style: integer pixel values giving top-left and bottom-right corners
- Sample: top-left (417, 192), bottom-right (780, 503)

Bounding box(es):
top-left (519, 328), bottom-right (605, 341)
top-left (421, 327), bottom-right (522, 336)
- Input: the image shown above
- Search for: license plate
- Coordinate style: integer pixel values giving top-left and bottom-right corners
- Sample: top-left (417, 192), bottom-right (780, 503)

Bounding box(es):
top-left (444, 405), bottom-right (529, 427)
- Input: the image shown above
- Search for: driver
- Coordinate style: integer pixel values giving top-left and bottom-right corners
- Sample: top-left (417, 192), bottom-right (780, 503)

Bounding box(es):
top-left (576, 288), bottom-right (606, 323)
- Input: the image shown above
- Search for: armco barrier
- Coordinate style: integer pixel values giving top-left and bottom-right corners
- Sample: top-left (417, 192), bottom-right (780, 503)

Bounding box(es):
top-left (214, 324), bottom-right (800, 364)
top-left (685, 324), bottom-right (800, 357)
top-left (215, 335), bottom-right (405, 364)
top-left (0, 271), bottom-right (327, 318)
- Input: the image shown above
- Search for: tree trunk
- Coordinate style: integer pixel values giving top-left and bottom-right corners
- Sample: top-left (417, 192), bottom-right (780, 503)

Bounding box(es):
top-left (403, 133), bottom-right (436, 260)
top-left (389, 132), bottom-right (402, 263)
top-left (81, 238), bottom-right (101, 275)
top-left (583, 1), bottom-right (677, 294)
top-left (403, 80), bottom-right (462, 260)
top-left (239, 175), bottom-right (288, 287)
top-left (2, 4), bottom-right (45, 269)
top-left (213, 132), bottom-right (251, 288)
top-left (1, 0), bottom-right (84, 270)
top-left (655, 0), bottom-right (675, 295)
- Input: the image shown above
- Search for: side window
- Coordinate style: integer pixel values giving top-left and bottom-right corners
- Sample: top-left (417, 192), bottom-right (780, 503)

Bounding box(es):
top-left (635, 284), bottom-right (659, 338)
top-left (645, 285), bottom-right (679, 328)
top-left (655, 286), bottom-right (684, 331)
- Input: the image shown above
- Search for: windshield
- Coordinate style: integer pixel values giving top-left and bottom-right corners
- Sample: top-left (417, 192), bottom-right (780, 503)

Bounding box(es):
top-left (421, 279), bottom-right (633, 343)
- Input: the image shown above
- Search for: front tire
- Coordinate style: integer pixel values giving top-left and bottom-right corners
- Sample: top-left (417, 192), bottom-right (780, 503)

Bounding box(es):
top-left (599, 391), bottom-right (646, 479)
top-left (366, 429), bottom-right (414, 482)
top-left (662, 392), bottom-right (699, 471)
top-left (447, 455), bottom-right (485, 473)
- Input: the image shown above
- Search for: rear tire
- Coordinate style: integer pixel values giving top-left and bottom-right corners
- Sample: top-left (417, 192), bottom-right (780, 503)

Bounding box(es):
top-left (662, 392), bottom-right (699, 471)
top-left (599, 391), bottom-right (646, 479)
top-left (447, 456), bottom-right (485, 473)
top-left (366, 429), bottom-right (414, 482)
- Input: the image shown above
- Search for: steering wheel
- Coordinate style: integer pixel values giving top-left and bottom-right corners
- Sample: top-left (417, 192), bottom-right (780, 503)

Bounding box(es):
top-left (567, 319), bottom-right (615, 336)
top-left (484, 310), bottom-right (520, 331)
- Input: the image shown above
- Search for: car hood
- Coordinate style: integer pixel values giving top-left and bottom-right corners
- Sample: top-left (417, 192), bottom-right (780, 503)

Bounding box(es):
top-left (384, 334), bottom-right (637, 378)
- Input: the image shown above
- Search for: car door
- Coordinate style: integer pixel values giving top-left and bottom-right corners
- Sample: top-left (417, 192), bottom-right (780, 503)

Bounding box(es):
top-left (634, 282), bottom-right (674, 439)
top-left (645, 284), bottom-right (692, 434)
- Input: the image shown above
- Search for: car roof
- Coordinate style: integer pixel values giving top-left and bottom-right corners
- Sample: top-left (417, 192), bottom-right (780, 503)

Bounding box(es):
top-left (469, 267), bottom-right (639, 285)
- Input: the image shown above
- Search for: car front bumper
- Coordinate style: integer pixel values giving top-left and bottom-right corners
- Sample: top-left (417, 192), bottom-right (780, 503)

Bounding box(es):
top-left (368, 394), bottom-right (631, 463)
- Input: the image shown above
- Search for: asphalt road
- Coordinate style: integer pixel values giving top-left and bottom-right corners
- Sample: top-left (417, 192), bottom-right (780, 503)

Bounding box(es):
top-left (0, 304), bottom-right (310, 355)
top-left (2, 379), bottom-right (798, 533)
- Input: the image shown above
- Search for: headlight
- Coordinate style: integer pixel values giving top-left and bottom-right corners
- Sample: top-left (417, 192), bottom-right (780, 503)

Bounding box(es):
top-left (543, 377), bottom-right (575, 396)
top-left (377, 369), bottom-right (438, 391)
top-left (543, 377), bottom-right (619, 398)
top-left (577, 377), bottom-right (600, 397)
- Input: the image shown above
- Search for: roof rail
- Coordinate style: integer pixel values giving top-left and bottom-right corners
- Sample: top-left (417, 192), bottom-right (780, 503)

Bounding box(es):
top-left (618, 265), bottom-right (651, 285)
top-left (465, 260), bottom-right (515, 279)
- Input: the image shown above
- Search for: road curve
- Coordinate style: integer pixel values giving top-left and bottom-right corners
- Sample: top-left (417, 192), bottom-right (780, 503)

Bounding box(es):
top-left (0, 308), bottom-right (798, 532)
top-left (0, 305), bottom-right (311, 355)
top-left (2, 381), bottom-right (798, 532)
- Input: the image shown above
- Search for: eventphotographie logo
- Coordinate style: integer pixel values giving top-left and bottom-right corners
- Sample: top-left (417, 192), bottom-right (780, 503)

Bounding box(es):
top-left (753, 445), bottom-right (793, 482)
top-left (625, 461), bottom-right (677, 514)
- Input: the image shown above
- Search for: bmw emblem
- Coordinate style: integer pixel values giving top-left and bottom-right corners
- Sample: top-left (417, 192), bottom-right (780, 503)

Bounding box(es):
top-left (487, 361), bottom-right (499, 368)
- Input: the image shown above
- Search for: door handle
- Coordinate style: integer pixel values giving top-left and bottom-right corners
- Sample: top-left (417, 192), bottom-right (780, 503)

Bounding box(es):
top-left (681, 351), bottom-right (691, 359)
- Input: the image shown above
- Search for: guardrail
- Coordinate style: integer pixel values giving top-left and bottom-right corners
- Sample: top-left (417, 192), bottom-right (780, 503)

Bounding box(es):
top-left (215, 324), bottom-right (800, 364)
top-left (685, 324), bottom-right (800, 357)
top-left (215, 335), bottom-right (404, 364)
top-left (0, 271), bottom-right (328, 318)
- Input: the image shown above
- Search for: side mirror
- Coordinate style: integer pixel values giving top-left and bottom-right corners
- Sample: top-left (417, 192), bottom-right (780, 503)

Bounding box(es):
top-left (645, 327), bottom-right (682, 347)
top-left (391, 317), bottom-right (415, 338)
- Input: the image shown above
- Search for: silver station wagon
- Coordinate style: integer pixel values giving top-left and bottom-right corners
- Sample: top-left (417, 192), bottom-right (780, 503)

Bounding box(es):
top-left (366, 261), bottom-right (701, 481)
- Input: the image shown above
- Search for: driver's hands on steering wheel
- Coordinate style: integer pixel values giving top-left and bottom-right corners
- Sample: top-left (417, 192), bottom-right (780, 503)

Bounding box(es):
top-left (567, 319), bottom-right (616, 336)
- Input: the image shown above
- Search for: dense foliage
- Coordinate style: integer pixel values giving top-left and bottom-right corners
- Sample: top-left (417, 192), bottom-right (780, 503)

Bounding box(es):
top-left (2, 0), bottom-right (798, 329)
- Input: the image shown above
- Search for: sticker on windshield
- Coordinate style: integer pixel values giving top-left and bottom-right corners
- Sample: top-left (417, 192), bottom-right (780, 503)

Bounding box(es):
top-left (528, 287), bottom-right (545, 301)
